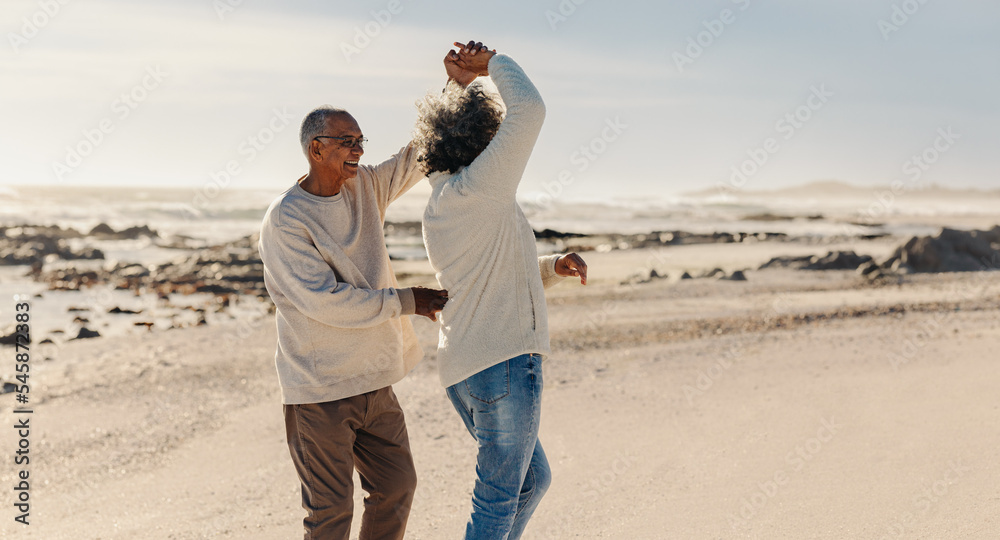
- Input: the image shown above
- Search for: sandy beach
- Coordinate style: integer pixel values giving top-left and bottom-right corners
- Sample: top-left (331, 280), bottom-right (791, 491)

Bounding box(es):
top-left (5, 0), bottom-right (998, 536)
top-left (2, 233), bottom-right (998, 539)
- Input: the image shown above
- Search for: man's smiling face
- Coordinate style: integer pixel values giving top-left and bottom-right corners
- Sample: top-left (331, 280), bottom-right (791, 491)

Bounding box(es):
top-left (317, 113), bottom-right (365, 182)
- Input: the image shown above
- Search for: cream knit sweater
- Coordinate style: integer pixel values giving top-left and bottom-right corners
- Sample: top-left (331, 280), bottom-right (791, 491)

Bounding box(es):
top-left (259, 144), bottom-right (425, 404)
top-left (422, 54), bottom-right (564, 388)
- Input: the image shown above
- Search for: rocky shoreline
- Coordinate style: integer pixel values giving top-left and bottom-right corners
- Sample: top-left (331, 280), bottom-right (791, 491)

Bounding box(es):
top-left (2, 220), bottom-right (897, 298)
top-left (2, 221), bottom-right (997, 347)
top-left (5, 221), bottom-right (999, 295)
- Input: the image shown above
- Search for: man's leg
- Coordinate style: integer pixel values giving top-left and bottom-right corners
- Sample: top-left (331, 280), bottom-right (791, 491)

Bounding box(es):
top-left (284, 398), bottom-right (365, 540)
top-left (353, 386), bottom-right (418, 540)
top-left (445, 353), bottom-right (546, 540)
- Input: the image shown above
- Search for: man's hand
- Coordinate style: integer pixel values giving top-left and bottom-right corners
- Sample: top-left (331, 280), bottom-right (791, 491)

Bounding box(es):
top-left (555, 253), bottom-right (588, 285)
top-left (412, 286), bottom-right (449, 321)
top-left (444, 40), bottom-right (495, 87)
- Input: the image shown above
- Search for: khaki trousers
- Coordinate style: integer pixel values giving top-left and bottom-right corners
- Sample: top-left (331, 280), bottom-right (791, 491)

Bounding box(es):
top-left (284, 386), bottom-right (417, 540)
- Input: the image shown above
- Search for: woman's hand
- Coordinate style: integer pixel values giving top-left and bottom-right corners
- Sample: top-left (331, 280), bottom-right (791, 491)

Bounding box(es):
top-left (555, 253), bottom-right (588, 285)
top-left (452, 40), bottom-right (495, 77)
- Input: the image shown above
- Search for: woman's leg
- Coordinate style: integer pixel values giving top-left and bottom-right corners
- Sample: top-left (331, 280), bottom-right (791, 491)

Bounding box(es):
top-left (445, 353), bottom-right (546, 540)
top-left (507, 442), bottom-right (551, 540)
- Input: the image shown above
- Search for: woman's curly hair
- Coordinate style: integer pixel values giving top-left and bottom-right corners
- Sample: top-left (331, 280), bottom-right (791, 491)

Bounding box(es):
top-left (413, 81), bottom-right (504, 175)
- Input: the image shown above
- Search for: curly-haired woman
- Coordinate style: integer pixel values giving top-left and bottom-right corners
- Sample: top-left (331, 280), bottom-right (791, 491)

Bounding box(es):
top-left (415, 43), bottom-right (588, 540)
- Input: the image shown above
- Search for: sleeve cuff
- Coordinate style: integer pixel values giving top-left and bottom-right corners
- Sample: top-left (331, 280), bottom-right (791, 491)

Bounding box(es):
top-left (539, 254), bottom-right (565, 289)
top-left (488, 53), bottom-right (503, 70)
top-left (397, 287), bottom-right (416, 315)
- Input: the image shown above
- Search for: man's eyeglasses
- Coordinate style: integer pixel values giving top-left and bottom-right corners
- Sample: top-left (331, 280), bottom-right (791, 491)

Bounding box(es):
top-left (314, 136), bottom-right (368, 150)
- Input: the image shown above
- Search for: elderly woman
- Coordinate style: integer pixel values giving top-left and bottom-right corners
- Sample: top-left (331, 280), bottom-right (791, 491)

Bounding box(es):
top-left (414, 44), bottom-right (587, 540)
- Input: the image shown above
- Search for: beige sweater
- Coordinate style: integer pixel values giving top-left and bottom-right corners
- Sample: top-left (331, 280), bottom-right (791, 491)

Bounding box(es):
top-left (422, 54), bottom-right (564, 388)
top-left (259, 143), bottom-right (424, 404)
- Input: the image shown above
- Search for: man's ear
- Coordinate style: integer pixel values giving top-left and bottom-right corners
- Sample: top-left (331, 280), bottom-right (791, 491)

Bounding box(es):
top-left (309, 139), bottom-right (324, 161)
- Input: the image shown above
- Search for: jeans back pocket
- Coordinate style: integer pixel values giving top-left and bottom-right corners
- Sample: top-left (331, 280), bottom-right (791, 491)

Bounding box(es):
top-left (464, 360), bottom-right (511, 404)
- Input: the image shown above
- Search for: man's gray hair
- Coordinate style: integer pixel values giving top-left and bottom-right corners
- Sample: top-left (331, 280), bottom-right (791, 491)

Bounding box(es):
top-left (300, 106), bottom-right (349, 156)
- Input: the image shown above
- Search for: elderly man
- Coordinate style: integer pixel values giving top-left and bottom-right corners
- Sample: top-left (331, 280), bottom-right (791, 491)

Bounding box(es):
top-left (258, 42), bottom-right (490, 540)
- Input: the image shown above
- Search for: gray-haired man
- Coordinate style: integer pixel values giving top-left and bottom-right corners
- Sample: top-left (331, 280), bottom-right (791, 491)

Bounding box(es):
top-left (258, 41), bottom-right (490, 537)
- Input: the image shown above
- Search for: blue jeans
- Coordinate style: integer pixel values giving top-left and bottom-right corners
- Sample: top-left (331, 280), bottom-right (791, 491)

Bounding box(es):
top-left (446, 353), bottom-right (552, 540)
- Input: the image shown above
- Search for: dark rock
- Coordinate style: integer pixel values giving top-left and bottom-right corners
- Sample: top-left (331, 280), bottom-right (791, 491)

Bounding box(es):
top-left (758, 255), bottom-right (813, 270)
top-left (89, 223), bottom-right (116, 235)
top-left (72, 327), bottom-right (101, 340)
top-left (760, 251), bottom-right (872, 271)
top-left (108, 307), bottom-right (143, 314)
top-left (680, 272), bottom-right (693, 280)
top-left (0, 226), bottom-right (103, 265)
top-left (803, 251), bottom-right (873, 271)
top-left (195, 283), bottom-right (238, 295)
top-left (619, 268), bottom-right (669, 286)
top-left (701, 268), bottom-right (725, 279)
top-left (721, 270), bottom-right (747, 281)
top-left (880, 226), bottom-right (1000, 273)
top-left (117, 225), bottom-right (158, 240)
top-left (857, 261), bottom-right (880, 276)
top-left (1, 382), bottom-right (18, 394)
top-left (0, 327), bottom-right (21, 346)
top-left (89, 223), bottom-right (158, 240)
top-left (31, 231), bottom-right (271, 301)
top-left (533, 229), bottom-right (587, 240)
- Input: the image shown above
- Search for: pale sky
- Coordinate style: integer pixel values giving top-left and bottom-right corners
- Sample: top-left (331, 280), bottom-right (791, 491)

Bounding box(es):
top-left (2, 0), bottom-right (997, 202)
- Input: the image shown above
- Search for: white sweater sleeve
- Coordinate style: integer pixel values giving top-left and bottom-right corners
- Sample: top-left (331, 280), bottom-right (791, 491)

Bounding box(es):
top-left (365, 142), bottom-right (426, 216)
top-left (260, 217), bottom-right (414, 328)
top-left (460, 54), bottom-right (546, 201)
top-left (538, 254), bottom-right (566, 289)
